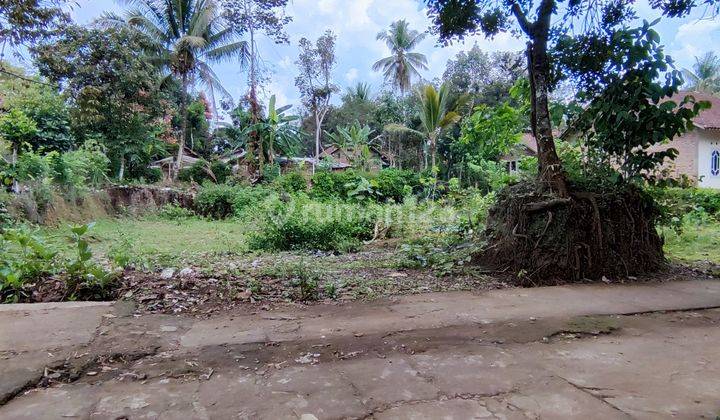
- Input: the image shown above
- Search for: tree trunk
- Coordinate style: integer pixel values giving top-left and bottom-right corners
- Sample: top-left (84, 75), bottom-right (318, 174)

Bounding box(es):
top-left (528, 42), bottom-right (568, 197)
top-left (512, 0), bottom-right (568, 197)
top-left (430, 136), bottom-right (437, 172)
top-left (176, 73), bottom-right (188, 181)
top-left (118, 156), bottom-right (125, 181)
top-left (314, 111), bottom-right (322, 174)
top-left (11, 144), bottom-right (18, 193)
top-left (248, 25), bottom-right (264, 173)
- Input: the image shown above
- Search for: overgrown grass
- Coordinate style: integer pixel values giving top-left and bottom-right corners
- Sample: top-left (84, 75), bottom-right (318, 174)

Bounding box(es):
top-left (662, 217), bottom-right (720, 264)
top-left (41, 217), bottom-right (249, 267)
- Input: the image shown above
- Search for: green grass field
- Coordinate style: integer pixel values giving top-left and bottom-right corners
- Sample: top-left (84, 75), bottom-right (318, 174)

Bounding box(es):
top-left (40, 217), bottom-right (249, 267)
top-left (35, 215), bottom-right (720, 269)
top-left (662, 221), bottom-right (720, 264)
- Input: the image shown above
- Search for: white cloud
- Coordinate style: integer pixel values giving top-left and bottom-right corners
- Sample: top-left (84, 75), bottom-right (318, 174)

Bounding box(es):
top-left (345, 68), bottom-right (359, 83)
top-left (670, 18), bottom-right (720, 68)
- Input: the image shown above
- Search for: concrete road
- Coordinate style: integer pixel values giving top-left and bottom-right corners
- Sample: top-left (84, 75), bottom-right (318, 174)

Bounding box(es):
top-left (1, 280), bottom-right (719, 419)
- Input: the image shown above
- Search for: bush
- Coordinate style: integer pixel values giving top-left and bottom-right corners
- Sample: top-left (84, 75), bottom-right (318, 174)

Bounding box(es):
top-left (375, 169), bottom-right (419, 202)
top-left (210, 161), bottom-right (231, 184)
top-left (0, 227), bottom-right (57, 302)
top-left (178, 159), bottom-right (209, 183)
top-left (248, 197), bottom-right (378, 252)
top-left (274, 172), bottom-right (307, 193)
top-left (194, 184), bottom-right (274, 219)
top-left (233, 186), bottom-right (273, 216)
top-left (649, 187), bottom-right (720, 227)
top-left (157, 204), bottom-right (197, 220)
top-left (310, 170), bottom-right (365, 200)
top-left (194, 184), bottom-right (240, 219)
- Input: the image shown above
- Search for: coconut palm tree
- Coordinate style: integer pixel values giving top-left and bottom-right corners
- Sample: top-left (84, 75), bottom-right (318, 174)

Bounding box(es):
top-left (682, 52), bottom-right (720, 94)
top-left (101, 0), bottom-right (249, 178)
top-left (344, 82), bottom-right (373, 102)
top-left (372, 20), bottom-right (428, 95)
top-left (418, 83), bottom-right (466, 172)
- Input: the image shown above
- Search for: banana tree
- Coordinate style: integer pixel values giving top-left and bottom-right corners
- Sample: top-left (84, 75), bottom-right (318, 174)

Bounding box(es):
top-left (418, 83), bottom-right (467, 173)
top-left (325, 122), bottom-right (380, 170)
top-left (255, 95), bottom-right (301, 164)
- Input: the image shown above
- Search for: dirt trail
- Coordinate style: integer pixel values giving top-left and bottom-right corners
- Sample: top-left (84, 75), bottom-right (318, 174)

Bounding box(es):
top-left (1, 280), bottom-right (720, 419)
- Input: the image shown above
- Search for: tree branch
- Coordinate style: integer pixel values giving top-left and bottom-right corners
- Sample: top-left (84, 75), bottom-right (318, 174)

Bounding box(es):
top-left (510, 2), bottom-right (533, 36)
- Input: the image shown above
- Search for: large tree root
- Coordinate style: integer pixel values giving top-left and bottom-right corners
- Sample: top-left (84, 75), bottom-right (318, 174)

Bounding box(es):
top-left (476, 181), bottom-right (665, 286)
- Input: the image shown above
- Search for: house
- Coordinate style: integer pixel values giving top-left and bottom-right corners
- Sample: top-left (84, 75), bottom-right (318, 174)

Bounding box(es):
top-left (319, 144), bottom-right (389, 172)
top-left (149, 147), bottom-right (202, 181)
top-left (500, 133), bottom-right (538, 173)
top-left (645, 91), bottom-right (720, 188)
top-left (508, 92), bottom-right (720, 187)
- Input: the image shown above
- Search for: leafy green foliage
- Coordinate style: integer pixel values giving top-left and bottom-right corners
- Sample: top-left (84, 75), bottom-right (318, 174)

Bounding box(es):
top-left (157, 204), bottom-right (198, 221)
top-left (457, 104), bottom-right (522, 161)
top-left (248, 197), bottom-right (377, 252)
top-left (0, 81), bottom-right (74, 152)
top-left (194, 184), bottom-right (273, 219)
top-left (310, 170), bottom-right (364, 200)
top-left (0, 109), bottom-right (37, 149)
top-left (0, 227), bottom-right (57, 302)
top-left (34, 26), bottom-right (169, 180)
top-left (274, 172), bottom-right (307, 193)
top-left (64, 223), bottom-right (114, 298)
top-left (195, 184), bottom-right (243, 219)
top-left (0, 223), bottom-right (112, 302)
top-left (375, 169), bottom-right (419, 202)
top-left (649, 187), bottom-right (720, 229)
top-left (566, 22), bottom-right (710, 182)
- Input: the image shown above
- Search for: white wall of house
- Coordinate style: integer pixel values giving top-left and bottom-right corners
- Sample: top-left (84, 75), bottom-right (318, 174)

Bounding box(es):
top-left (697, 129), bottom-right (720, 189)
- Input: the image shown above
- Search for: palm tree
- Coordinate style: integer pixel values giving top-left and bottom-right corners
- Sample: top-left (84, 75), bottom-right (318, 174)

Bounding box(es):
top-left (344, 82), bottom-right (373, 102)
top-left (373, 20), bottom-right (428, 95)
top-left (682, 52), bottom-right (720, 94)
top-left (101, 0), bottom-right (249, 178)
top-left (418, 83), bottom-right (466, 171)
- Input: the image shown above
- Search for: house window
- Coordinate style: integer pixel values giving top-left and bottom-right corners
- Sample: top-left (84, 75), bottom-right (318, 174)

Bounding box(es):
top-left (506, 160), bottom-right (518, 173)
top-left (712, 150), bottom-right (720, 177)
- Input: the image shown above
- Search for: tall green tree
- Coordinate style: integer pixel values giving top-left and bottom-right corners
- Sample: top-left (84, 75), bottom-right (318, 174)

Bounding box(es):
top-left (417, 83), bottom-right (465, 171)
top-left (295, 30), bottom-right (337, 173)
top-left (372, 20), bottom-right (428, 95)
top-left (34, 26), bottom-right (168, 180)
top-left (682, 52), bottom-right (720, 94)
top-left (425, 0), bottom-right (719, 197)
top-left (0, 63), bottom-right (73, 152)
top-left (443, 45), bottom-right (525, 106)
top-left (224, 0), bottom-right (292, 167)
top-left (0, 0), bottom-right (68, 51)
top-left (102, 0), bottom-right (247, 178)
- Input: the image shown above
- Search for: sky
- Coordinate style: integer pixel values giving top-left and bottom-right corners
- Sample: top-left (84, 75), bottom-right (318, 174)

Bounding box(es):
top-left (10, 0), bottom-right (720, 111)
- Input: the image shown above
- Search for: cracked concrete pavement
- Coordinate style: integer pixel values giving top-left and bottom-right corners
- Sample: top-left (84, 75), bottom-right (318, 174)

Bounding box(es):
top-left (1, 279), bottom-right (720, 419)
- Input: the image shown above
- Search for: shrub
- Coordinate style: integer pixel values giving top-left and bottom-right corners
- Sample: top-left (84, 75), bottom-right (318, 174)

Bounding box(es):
top-left (274, 172), bottom-right (307, 193)
top-left (261, 163), bottom-right (282, 182)
top-left (0, 227), bottom-right (57, 302)
top-left (375, 169), bottom-right (419, 202)
top-left (310, 170), bottom-right (364, 200)
top-left (210, 161), bottom-right (231, 184)
top-left (650, 187), bottom-right (720, 228)
top-left (194, 184), bottom-right (240, 219)
top-left (180, 160), bottom-right (231, 184)
top-left (248, 198), bottom-right (377, 252)
top-left (233, 186), bottom-right (273, 216)
top-left (15, 149), bottom-right (49, 181)
top-left (157, 204), bottom-right (197, 220)
top-left (178, 159), bottom-right (209, 183)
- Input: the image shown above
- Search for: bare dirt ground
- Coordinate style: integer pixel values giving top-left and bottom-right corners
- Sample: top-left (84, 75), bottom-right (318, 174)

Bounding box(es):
top-left (2, 279), bottom-right (720, 419)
